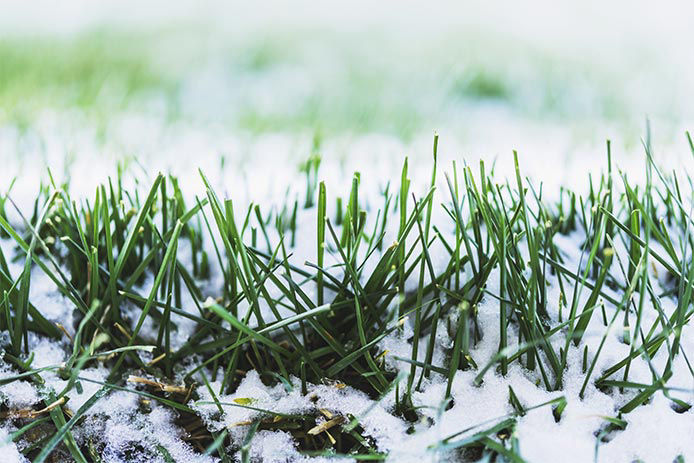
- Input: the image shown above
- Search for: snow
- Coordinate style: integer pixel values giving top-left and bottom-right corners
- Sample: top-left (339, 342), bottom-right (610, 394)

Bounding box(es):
top-left (30, 337), bottom-right (67, 369)
top-left (241, 430), bottom-right (336, 463)
top-left (0, 374), bottom-right (40, 409)
top-left (77, 392), bottom-right (215, 463)
top-left (598, 394), bottom-right (694, 462)
top-left (0, 427), bottom-right (27, 463)
top-left (195, 370), bottom-right (408, 459)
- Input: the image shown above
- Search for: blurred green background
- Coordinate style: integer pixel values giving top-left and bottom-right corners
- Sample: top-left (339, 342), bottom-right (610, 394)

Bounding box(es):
top-left (2, 0), bottom-right (692, 139)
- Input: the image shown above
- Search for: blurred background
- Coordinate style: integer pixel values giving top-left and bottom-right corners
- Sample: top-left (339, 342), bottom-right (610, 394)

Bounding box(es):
top-left (2, 0), bottom-right (694, 202)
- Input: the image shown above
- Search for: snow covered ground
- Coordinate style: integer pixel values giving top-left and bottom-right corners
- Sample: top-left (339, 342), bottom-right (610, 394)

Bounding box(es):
top-left (2, 139), bottom-right (694, 462)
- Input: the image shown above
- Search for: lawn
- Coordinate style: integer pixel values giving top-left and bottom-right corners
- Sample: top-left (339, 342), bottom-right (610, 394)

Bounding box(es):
top-left (1, 2), bottom-right (694, 462)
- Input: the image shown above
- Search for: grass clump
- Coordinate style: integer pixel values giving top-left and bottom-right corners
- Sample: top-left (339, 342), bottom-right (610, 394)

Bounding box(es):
top-left (0, 133), bottom-right (693, 461)
top-left (0, 32), bottom-right (177, 126)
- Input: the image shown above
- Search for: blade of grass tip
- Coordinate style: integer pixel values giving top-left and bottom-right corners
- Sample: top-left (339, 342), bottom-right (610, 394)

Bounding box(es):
top-left (408, 192), bottom-right (438, 397)
top-left (394, 356), bottom-right (448, 375)
top-left (351, 173), bottom-right (360, 237)
top-left (317, 181), bottom-right (326, 306)
top-left (339, 173), bottom-right (360, 254)
top-left (159, 177), bottom-right (169, 297)
top-left (445, 171), bottom-right (478, 280)
top-left (414, 137), bottom-right (440, 386)
top-left (3, 199), bottom-right (94, 319)
top-left (300, 451), bottom-right (386, 461)
top-left (513, 151), bottom-right (544, 371)
top-left (14, 190), bottom-right (60, 354)
top-left (250, 205), bottom-right (269, 255)
top-left (572, 216), bottom-right (613, 345)
top-left (452, 161), bottom-right (463, 290)
top-left (499, 189), bottom-right (509, 376)
top-left (434, 418), bottom-right (517, 452)
top-left (100, 185), bottom-right (118, 324)
top-left (0, 365), bottom-right (64, 386)
top-left (87, 345), bottom-right (155, 359)
top-left (464, 166), bottom-right (487, 275)
top-left (256, 302), bottom-right (333, 336)
top-left (622, 152), bottom-right (654, 385)
top-left (224, 199), bottom-right (270, 338)
top-left (398, 158), bottom-right (410, 314)
top-left (240, 202), bottom-right (254, 237)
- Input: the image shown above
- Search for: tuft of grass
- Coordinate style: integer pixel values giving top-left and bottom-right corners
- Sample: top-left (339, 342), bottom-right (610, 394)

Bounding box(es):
top-left (1, 133), bottom-right (694, 461)
top-left (0, 32), bottom-right (177, 126)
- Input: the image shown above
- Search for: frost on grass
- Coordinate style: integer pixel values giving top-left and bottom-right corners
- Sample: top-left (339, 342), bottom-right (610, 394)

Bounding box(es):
top-left (1, 137), bottom-right (694, 462)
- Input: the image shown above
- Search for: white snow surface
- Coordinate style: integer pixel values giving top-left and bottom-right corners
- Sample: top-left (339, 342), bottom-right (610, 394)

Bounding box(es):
top-left (0, 427), bottom-right (27, 463)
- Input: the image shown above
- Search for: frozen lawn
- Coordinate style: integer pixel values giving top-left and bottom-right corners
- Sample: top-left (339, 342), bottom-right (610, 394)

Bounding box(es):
top-left (1, 132), bottom-right (693, 462)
